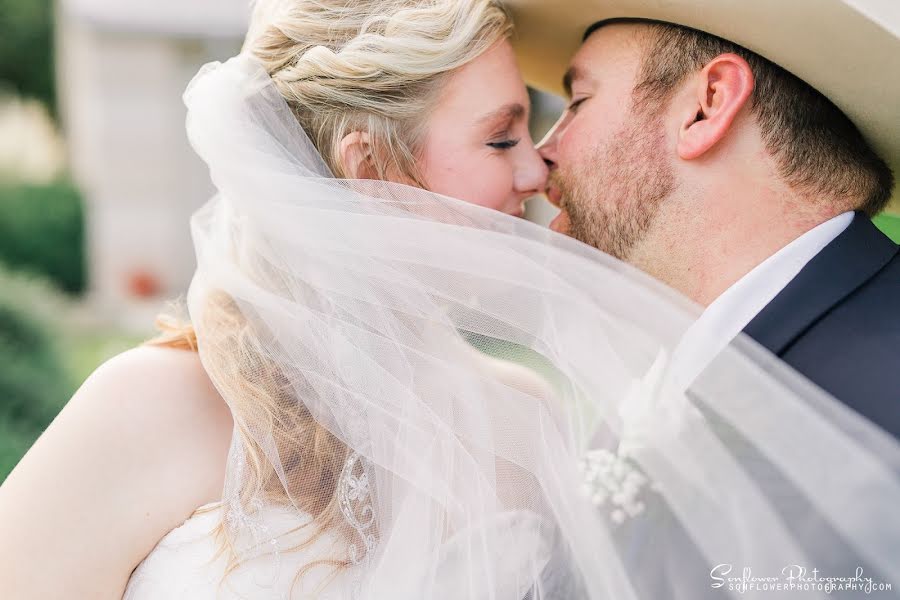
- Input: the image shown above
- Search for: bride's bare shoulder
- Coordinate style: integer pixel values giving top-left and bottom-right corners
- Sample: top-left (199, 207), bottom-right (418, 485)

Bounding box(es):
top-left (89, 344), bottom-right (225, 413)
top-left (81, 344), bottom-right (233, 458)
top-left (0, 345), bottom-right (233, 597)
top-left (79, 344), bottom-right (234, 495)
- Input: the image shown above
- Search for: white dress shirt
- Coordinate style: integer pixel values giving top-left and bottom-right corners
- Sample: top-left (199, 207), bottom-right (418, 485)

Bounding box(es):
top-left (669, 211), bottom-right (854, 390)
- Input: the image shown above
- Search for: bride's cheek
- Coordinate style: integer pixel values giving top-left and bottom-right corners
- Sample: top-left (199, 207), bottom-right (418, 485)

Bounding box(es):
top-left (479, 170), bottom-right (512, 209)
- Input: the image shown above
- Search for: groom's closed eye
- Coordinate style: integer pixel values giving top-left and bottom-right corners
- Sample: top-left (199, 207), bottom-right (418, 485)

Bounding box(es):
top-left (563, 65), bottom-right (598, 101)
top-left (567, 98), bottom-right (588, 114)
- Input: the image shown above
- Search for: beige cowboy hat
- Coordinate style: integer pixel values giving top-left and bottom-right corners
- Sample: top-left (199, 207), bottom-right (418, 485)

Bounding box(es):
top-left (505, 0), bottom-right (900, 210)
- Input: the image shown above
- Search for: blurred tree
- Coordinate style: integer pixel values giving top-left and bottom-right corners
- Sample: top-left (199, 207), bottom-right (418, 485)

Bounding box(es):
top-left (0, 0), bottom-right (55, 112)
top-left (0, 182), bottom-right (85, 293)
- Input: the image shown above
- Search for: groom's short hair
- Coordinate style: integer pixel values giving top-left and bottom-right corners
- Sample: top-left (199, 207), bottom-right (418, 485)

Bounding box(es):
top-left (589, 19), bottom-right (894, 217)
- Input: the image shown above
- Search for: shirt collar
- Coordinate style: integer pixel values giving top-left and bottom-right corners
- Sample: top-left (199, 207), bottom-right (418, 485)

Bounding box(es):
top-left (667, 211), bottom-right (854, 391)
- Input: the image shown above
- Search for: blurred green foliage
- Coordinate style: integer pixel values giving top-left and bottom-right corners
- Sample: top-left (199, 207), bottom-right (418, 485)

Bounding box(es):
top-left (0, 268), bottom-right (144, 481)
top-left (0, 297), bottom-right (68, 425)
top-left (0, 269), bottom-right (70, 478)
top-left (0, 418), bottom-right (41, 480)
top-left (0, 0), bottom-right (55, 111)
top-left (874, 212), bottom-right (900, 244)
top-left (0, 182), bottom-right (85, 293)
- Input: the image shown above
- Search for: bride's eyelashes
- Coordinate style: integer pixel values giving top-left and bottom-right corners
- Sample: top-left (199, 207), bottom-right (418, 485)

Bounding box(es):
top-left (487, 138), bottom-right (521, 150)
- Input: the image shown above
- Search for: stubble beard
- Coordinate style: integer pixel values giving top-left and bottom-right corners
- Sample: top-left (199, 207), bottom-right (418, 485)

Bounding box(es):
top-left (552, 115), bottom-right (676, 264)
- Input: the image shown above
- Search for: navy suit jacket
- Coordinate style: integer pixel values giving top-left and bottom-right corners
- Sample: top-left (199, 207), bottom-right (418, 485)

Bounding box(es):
top-left (744, 213), bottom-right (900, 439)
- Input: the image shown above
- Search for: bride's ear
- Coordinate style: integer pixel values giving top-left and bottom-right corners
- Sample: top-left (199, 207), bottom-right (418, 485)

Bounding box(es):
top-left (339, 131), bottom-right (378, 179)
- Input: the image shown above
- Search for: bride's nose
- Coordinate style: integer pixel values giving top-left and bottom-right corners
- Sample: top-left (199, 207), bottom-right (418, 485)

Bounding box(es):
top-left (515, 144), bottom-right (550, 196)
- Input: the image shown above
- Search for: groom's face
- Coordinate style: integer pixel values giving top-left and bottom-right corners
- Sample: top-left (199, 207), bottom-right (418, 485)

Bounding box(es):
top-left (538, 24), bottom-right (676, 263)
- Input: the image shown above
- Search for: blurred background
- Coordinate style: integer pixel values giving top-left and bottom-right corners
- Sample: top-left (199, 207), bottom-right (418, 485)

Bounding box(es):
top-left (1, 0), bottom-right (898, 482)
top-left (1, 0), bottom-right (251, 479)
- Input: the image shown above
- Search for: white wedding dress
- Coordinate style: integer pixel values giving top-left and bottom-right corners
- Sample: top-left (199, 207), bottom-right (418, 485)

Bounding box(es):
top-left (122, 351), bottom-right (555, 600)
top-left (124, 501), bottom-right (358, 599)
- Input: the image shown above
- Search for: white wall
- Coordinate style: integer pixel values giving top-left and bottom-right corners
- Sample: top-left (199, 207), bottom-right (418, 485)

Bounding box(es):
top-left (58, 19), bottom-right (242, 313)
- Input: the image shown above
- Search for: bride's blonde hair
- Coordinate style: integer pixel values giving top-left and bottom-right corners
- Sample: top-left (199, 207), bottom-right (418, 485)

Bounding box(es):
top-left (246, 0), bottom-right (513, 186)
top-left (147, 0), bottom-right (514, 591)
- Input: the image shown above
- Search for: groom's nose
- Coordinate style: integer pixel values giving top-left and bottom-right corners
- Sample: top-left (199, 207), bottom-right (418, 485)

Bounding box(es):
top-left (536, 128), bottom-right (559, 172)
top-left (538, 147), bottom-right (557, 174)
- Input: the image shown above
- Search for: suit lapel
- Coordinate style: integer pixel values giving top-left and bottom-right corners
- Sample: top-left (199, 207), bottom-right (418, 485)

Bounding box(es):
top-left (744, 213), bottom-right (899, 355)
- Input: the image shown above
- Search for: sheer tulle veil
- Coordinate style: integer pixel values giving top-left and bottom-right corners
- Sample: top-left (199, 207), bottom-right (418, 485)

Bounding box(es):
top-left (182, 53), bottom-right (900, 599)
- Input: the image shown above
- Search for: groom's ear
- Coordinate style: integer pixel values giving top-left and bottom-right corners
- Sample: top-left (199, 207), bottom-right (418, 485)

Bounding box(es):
top-left (339, 131), bottom-right (378, 179)
top-left (676, 53), bottom-right (754, 161)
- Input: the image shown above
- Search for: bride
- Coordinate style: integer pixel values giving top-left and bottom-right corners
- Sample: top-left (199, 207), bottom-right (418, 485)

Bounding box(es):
top-left (0, 0), bottom-right (547, 596)
top-left (1, 0), bottom-right (898, 598)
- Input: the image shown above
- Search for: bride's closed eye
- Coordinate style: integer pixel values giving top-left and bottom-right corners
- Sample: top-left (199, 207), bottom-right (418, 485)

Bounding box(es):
top-left (414, 41), bottom-right (546, 210)
top-left (487, 137), bottom-right (521, 150)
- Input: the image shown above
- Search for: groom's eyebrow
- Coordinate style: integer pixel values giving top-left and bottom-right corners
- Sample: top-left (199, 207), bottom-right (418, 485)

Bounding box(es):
top-left (562, 66), bottom-right (581, 99)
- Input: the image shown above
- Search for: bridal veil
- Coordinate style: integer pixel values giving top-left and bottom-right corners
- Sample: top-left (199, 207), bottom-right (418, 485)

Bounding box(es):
top-left (181, 54), bottom-right (899, 599)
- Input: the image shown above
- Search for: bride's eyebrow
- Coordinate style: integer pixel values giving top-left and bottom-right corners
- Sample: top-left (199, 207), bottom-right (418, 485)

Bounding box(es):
top-left (476, 103), bottom-right (526, 128)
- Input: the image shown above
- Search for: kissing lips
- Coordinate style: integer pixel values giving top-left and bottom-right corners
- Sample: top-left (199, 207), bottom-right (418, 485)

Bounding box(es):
top-left (546, 186), bottom-right (563, 208)
top-left (545, 185), bottom-right (569, 233)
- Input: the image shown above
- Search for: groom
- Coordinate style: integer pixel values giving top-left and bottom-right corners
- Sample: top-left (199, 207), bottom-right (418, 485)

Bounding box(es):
top-left (509, 1), bottom-right (900, 438)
